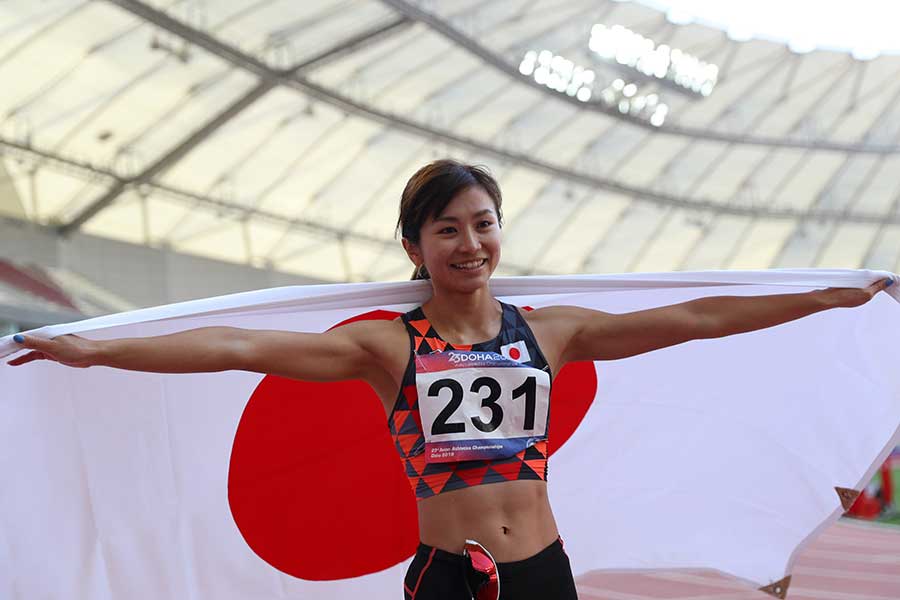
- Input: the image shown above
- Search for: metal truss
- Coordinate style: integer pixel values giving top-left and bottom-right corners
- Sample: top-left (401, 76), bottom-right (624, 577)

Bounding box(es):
top-left (379, 0), bottom-right (900, 154)
top-left (624, 53), bottom-right (858, 272)
top-left (1, 135), bottom-right (532, 274)
top-left (59, 11), bottom-right (412, 234)
top-left (4, 137), bottom-right (391, 250)
top-left (53, 0), bottom-right (895, 234)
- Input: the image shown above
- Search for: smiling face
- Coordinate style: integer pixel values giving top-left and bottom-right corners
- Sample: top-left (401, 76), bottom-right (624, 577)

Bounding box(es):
top-left (403, 185), bottom-right (501, 294)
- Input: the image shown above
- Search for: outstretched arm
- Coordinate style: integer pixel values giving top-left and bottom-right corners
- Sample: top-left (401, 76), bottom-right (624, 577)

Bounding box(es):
top-left (550, 277), bottom-right (894, 364)
top-left (7, 319), bottom-right (400, 384)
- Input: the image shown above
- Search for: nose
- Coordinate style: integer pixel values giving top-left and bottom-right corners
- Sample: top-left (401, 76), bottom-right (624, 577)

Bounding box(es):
top-left (459, 227), bottom-right (481, 253)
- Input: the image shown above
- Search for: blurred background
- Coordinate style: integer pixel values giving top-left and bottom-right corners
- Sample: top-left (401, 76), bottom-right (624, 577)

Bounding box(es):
top-left (1, 0), bottom-right (898, 522)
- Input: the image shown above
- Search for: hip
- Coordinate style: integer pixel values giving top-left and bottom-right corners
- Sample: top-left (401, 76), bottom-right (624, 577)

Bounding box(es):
top-left (403, 536), bottom-right (578, 600)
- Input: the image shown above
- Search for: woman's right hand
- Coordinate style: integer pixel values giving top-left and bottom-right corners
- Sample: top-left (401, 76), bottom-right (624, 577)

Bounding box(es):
top-left (7, 334), bottom-right (98, 368)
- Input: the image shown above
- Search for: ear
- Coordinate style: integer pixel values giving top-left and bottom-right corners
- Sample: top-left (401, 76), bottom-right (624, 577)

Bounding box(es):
top-left (401, 238), bottom-right (422, 269)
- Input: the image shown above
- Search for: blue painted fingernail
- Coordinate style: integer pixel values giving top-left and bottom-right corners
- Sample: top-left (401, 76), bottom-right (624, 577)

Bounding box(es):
top-left (13, 334), bottom-right (24, 343)
top-left (886, 278), bottom-right (895, 288)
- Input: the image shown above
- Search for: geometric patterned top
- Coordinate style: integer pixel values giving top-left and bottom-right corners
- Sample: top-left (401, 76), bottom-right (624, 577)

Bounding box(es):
top-left (388, 301), bottom-right (552, 500)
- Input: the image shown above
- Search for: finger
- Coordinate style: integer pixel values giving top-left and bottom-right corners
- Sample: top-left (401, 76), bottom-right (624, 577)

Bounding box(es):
top-left (12, 334), bottom-right (54, 353)
top-left (863, 278), bottom-right (892, 295)
top-left (7, 351), bottom-right (48, 366)
top-left (13, 333), bottom-right (34, 349)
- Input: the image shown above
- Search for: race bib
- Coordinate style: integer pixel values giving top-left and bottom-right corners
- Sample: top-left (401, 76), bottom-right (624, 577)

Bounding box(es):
top-left (415, 350), bottom-right (551, 463)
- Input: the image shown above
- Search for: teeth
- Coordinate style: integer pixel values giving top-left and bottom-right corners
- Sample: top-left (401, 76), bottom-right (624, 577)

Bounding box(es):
top-left (453, 259), bottom-right (485, 269)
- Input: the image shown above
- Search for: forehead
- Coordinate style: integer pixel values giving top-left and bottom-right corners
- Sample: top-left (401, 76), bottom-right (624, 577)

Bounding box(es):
top-left (433, 185), bottom-right (496, 219)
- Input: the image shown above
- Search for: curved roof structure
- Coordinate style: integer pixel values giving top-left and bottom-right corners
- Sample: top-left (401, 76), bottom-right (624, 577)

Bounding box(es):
top-left (2, 0), bottom-right (900, 283)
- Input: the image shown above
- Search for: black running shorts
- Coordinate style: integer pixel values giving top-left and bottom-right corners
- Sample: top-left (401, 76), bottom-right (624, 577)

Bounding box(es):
top-left (403, 538), bottom-right (579, 600)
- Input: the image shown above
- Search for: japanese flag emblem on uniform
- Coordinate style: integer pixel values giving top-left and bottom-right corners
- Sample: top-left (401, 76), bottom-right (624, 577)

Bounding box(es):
top-left (500, 340), bottom-right (531, 363)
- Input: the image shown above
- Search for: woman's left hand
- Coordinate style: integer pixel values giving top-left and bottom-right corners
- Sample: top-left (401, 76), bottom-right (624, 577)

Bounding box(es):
top-left (825, 277), bottom-right (894, 308)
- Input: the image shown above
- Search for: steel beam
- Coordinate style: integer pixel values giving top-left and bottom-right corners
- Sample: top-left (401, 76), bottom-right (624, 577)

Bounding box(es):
top-left (3, 137), bottom-right (402, 250)
top-left (60, 6), bottom-right (411, 233)
top-left (378, 0), bottom-right (900, 154)
top-left (90, 0), bottom-right (900, 230)
top-left (3, 136), bottom-right (531, 273)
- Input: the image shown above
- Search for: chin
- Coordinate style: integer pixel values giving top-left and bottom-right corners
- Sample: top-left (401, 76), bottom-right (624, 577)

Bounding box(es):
top-left (454, 279), bottom-right (490, 294)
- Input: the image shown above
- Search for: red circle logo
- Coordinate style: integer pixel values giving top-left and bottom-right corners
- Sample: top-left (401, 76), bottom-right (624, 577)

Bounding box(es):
top-left (228, 309), bottom-right (598, 579)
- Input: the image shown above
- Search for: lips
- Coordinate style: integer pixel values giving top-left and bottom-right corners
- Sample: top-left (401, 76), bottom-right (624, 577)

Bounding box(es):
top-left (451, 259), bottom-right (488, 270)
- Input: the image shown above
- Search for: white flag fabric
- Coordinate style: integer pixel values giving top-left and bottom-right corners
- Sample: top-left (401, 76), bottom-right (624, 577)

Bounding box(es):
top-left (2, 269), bottom-right (899, 600)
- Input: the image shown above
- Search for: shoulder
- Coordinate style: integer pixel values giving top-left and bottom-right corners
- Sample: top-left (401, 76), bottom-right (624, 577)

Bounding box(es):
top-left (325, 315), bottom-right (410, 382)
top-left (520, 305), bottom-right (615, 360)
top-left (513, 305), bottom-right (595, 376)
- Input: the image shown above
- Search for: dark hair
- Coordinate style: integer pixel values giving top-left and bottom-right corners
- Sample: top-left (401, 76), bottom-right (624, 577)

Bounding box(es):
top-left (397, 159), bottom-right (503, 280)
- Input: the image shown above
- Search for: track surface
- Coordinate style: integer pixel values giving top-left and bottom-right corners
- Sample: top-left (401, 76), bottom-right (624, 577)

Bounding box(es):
top-left (575, 519), bottom-right (900, 599)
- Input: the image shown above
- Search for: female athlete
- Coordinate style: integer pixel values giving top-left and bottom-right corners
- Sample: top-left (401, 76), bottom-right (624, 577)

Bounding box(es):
top-left (8, 160), bottom-right (893, 600)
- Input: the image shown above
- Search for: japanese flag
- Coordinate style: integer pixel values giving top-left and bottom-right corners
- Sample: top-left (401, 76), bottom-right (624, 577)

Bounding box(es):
top-left (500, 340), bottom-right (531, 363)
top-left (2, 269), bottom-right (899, 600)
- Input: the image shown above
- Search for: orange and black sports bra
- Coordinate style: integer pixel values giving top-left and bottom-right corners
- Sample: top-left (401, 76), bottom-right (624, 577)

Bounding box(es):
top-left (388, 302), bottom-right (553, 500)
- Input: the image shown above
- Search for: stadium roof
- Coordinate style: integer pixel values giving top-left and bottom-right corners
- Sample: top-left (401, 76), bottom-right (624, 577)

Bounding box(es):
top-left (2, 0), bottom-right (900, 282)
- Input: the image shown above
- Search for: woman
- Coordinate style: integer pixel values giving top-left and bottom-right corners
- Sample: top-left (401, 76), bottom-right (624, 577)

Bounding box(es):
top-left (9, 160), bottom-right (893, 600)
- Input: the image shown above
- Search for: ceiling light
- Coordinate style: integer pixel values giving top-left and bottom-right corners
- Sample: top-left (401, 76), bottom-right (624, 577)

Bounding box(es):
top-left (520, 50), bottom-right (595, 102)
top-left (589, 23), bottom-right (718, 97)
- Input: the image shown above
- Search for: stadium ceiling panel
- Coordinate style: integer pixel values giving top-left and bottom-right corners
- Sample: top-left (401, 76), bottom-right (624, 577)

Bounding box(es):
top-left (2, 0), bottom-right (900, 283)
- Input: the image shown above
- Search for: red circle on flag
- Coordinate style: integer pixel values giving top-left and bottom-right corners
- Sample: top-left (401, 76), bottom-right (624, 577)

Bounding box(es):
top-left (228, 308), bottom-right (598, 580)
top-left (508, 347), bottom-right (521, 360)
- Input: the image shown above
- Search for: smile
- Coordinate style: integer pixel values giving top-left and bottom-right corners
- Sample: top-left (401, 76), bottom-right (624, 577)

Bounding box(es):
top-left (451, 259), bottom-right (487, 270)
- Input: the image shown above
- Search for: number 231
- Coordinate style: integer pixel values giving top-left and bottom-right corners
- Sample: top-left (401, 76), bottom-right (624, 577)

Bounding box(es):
top-left (429, 376), bottom-right (537, 435)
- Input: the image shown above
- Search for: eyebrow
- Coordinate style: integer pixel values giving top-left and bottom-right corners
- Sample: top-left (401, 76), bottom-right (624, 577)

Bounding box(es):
top-left (433, 209), bottom-right (495, 223)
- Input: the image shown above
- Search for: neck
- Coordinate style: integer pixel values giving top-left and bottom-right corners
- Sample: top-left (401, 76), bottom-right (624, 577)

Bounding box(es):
top-left (422, 284), bottom-right (500, 345)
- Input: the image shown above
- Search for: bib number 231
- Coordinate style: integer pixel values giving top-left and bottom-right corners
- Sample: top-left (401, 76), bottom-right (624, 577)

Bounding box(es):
top-left (415, 352), bottom-right (551, 463)
top-left (430, 376), bottom-right (538, 435)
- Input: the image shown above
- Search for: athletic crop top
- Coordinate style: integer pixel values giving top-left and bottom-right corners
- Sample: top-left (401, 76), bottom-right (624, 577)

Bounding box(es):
top-left (388, 302), bottom-right (553, 500)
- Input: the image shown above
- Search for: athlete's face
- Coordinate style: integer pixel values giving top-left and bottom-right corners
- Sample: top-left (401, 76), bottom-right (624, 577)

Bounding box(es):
top-left (405, 185), bottom-right (501, 293)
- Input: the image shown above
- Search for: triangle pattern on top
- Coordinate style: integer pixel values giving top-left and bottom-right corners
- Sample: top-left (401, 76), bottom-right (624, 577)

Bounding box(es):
top-left (388, 303), bottom-right (551, 499)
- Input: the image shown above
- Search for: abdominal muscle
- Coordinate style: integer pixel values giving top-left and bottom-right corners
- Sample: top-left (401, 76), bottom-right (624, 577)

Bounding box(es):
top-left (415, 478), bottom-right (561, 562)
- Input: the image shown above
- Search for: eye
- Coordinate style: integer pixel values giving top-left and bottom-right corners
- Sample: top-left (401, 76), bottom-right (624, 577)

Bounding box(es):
top-left (478, 220), bottom-right (494, 228)
top-left (438, 226), bottom-right (456, 234)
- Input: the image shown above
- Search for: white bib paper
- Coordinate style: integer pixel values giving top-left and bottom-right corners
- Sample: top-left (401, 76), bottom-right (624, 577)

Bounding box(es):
top-left (414, 350), bottom-right (551, 463)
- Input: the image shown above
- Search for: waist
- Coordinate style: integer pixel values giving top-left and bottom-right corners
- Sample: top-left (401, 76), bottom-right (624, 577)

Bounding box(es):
top-left (416, 480), bottom-right (558, 561)
top-left (415, 537), bottom-right (565, 574)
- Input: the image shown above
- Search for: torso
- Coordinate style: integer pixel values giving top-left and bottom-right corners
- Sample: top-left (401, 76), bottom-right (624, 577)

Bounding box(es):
top-left (367, 302), bottom-right (568, 561)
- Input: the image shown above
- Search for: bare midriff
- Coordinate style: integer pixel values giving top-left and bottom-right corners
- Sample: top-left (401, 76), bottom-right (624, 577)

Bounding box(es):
top-left (416, 479), bottom-right (560, 562)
